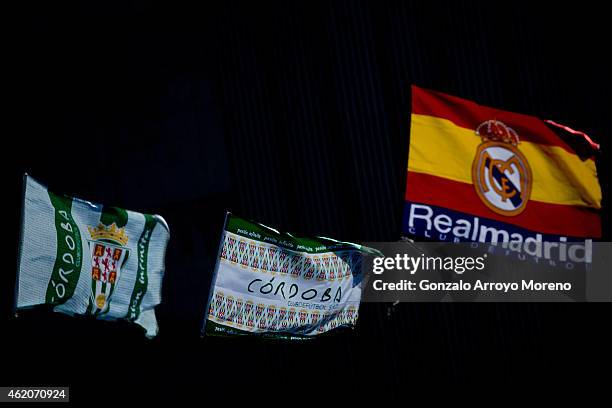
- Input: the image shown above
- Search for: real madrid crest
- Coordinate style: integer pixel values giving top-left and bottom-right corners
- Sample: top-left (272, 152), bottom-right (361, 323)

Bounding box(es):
top-left (471, 120), bottom-right (532, 216)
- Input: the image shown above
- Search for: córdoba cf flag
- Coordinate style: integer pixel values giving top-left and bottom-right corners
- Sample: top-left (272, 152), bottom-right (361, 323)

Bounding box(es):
top-left (204, 213), bottom-right (380, 340)
top-left (16, 175), bottom-right (170, 337)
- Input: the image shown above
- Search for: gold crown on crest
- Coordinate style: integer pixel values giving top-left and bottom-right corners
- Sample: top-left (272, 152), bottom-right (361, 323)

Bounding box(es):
top-left (88, 223), bottom-right (129, 246)
top-left (476, 120), bottom-right (520, 146)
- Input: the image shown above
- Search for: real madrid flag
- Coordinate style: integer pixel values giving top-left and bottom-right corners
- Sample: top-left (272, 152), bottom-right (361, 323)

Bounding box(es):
top-left (16, 175), bottom-right (170, 337)
top-left (404, 86), bottom-right (602, 244)
top-left (204, 213), bottom-right (380, 340)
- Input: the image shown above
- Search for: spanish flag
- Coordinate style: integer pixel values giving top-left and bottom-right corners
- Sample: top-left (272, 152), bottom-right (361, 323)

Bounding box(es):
top-left (404, 86), bottom-right (602, 243)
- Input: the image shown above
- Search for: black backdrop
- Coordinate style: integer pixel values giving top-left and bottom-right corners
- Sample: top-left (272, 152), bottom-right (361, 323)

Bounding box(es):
top-left (4, 0), bottom-right (611, 402)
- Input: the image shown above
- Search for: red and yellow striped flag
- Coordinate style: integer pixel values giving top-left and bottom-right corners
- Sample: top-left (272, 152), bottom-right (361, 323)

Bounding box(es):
top-left (403, 86), bottom-right (602, 243)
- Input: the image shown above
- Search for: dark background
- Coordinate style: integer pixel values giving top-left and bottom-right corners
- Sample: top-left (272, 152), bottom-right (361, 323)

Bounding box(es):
top-left (3, 0), bottom-right (610, 402)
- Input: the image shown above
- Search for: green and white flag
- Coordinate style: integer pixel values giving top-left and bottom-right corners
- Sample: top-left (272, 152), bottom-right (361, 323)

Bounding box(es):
top-left (16, 175), bottom-right (170, 337)
top-left (203, 213), bottom-right (380, 340)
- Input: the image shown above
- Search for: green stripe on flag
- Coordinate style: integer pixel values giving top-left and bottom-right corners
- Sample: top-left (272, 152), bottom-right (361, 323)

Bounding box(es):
top-left (100, 207), bottom-right (128, 228)
top-left (126, 214), bottom-right (156, 321)
top-left (226, 215), bottom-right (375, 254)
top-left (45, 192), bottom-right (83, 304)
